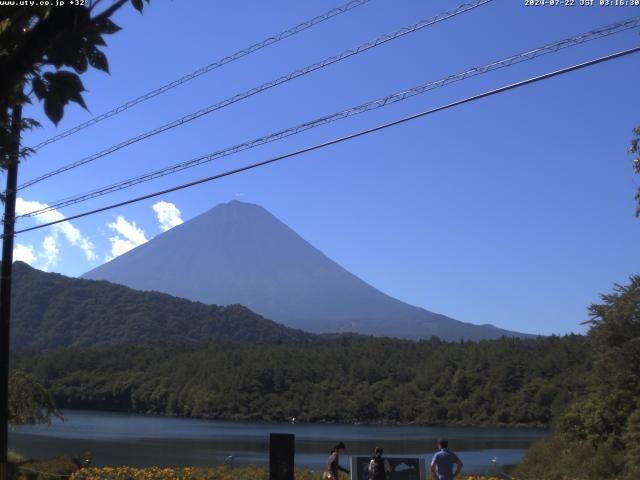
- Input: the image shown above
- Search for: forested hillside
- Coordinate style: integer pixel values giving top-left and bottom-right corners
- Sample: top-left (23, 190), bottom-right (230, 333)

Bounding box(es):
top-left (10, 262), bottom-right (319, 350)
top-left (14, 335), bottom-right (589, 427)
top-left (516, 276), bottom-right (640, 480)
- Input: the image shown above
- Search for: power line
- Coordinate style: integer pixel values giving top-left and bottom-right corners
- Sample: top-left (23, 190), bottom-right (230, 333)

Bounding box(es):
top-left (18, 0), bottom-right (494, 191)
top-left (20, 15), bottom-right (640, 217)
top-left (10, 45), bottom-right (640, 238)
top-left (31, 0), bottom-right (373, 151)
top-left (19, 16), bottom-right (640, 219)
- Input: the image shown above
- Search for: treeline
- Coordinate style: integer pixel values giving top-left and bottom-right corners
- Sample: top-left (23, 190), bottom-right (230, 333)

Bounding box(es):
top-left (14, 335), bottom-right (589, 427)
top-left (514, 276), bottom-right (640, 480)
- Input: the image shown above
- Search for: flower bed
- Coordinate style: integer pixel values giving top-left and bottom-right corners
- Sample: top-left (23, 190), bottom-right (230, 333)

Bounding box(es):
top-left (70, 466), bottom-right (504, 480)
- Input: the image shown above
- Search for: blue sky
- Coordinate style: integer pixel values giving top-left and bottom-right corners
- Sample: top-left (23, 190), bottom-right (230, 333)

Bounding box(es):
top-left (12, 0), bottom-right (640, 335)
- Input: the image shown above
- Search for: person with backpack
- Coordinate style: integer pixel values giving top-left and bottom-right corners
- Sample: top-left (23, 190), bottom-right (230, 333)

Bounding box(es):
top-left (368, 447), bottom-right (391, 480)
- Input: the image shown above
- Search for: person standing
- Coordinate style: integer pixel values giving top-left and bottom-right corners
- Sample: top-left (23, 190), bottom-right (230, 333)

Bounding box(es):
top-left (325, 442), bottom-right (350, 480)
top-left (430, 440), bottom-right (463, 480)
top-left (368, 447), bottom-right (391, 480)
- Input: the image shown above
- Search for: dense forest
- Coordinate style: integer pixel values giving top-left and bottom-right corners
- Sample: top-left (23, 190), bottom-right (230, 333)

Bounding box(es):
top-left (14, 335), bottom-right (589, 427)
top-left (10, 261), bottom-right (323, 349)
top-left (9, 261), bottom-right (639, 479)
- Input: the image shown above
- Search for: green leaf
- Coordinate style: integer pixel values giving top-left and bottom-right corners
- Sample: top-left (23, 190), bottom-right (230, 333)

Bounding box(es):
top-left (44, 96), bottom-right (64, 125)
top-left (96, 18), bottom-right (121, 34)
top-left (19, 146), bottom-right (36, 160)
top-left (86, 29), bottom-right (107, 47)
top-left (42, 70), bottom-right (88, 118)
top-left (70, 48), bottom-right (89, 74)
top-left (31, 77), bottom-right (47, 100)
top-left (16, 91), bottom-right (31, 106)
top-left (21, 118), bottom-right (42, 131)
top-left (68, 90), bottom-right (87, 110)
top-left (131, 0), bottom-right (144, 12)
top-left (42, 71), bottom-right (56, 83)
top-left (51, 70), bottom-right (85, 92)
top-left (52, 71), bottom-right (87, 109)
top-left (88, 48), bottom-right (109, 73)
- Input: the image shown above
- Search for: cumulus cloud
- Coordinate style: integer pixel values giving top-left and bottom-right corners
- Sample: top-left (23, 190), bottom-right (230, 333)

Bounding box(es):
top-left (15, 198), bottom-right (96, 267)
top-left (152, 201), bottom-right (183, 232)
top-left (13, 243), bottom-right (35, 265)
top-left (41, 235), bottom-right (59, 270)
top-left (106, 216), bottom-right (148, 260)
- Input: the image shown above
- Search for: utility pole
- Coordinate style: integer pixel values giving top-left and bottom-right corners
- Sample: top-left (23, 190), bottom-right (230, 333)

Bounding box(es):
top-left (0, 102), bottom-right (22, 480)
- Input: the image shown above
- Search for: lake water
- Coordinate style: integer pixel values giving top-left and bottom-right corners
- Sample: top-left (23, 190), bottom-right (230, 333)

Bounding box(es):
top-left (9, 410), bottom-right (547, 475)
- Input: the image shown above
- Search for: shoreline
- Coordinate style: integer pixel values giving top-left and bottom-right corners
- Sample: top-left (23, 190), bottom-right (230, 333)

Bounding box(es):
top-left (52, 406), bottom-right (552, 431)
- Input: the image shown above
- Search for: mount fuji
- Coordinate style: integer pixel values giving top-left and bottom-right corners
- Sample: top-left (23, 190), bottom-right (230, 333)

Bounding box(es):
top-left (83, 200), bottom-right (530, 341)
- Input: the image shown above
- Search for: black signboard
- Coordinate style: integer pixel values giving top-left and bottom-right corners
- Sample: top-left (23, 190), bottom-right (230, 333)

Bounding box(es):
top-left (269, 433), bottom-right (295, 480)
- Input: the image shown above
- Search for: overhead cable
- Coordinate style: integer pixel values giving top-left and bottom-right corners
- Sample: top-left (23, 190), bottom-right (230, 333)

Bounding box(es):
top-left (19, 16), bottom-right (640, 219)
top-left (19, 0), bottom-right (494, 190)
top-left (11, 45), bottom-right (640, 238)
top-left (31, 0), bottom-right (374, 151)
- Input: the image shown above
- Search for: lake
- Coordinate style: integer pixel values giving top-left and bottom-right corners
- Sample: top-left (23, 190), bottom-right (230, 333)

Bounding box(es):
top-left (9, 410), bottom-right (547, 475)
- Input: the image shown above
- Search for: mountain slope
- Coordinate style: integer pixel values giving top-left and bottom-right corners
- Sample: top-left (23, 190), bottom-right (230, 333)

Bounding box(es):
top-left (84, 200), bottom-right (531, 341)
top-left (10, 261), bottom-right (318, 350)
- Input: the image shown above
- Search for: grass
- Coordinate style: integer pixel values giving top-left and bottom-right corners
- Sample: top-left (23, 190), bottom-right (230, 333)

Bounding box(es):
top-left (10, 455), bottom-right (82, 480)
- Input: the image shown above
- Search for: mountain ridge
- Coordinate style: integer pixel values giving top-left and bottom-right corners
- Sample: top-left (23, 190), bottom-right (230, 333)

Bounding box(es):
top-left (83, 200), bottom-right (532, 341)
top-left (10, 261), bottom-right (325, 350)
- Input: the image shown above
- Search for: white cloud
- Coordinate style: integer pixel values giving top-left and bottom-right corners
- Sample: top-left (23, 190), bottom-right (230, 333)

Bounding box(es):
top-left (106, 215), bottom-right (147, 260)
top-left (13, 243), bottom-right (35, 265)
top-left (109, 216), bottom-right (147, 245)
top-left (15, 198), bottom-right (96, 262)
top-left (41, 235), bottom-right (59, 270)
top-left (152, 201), bottom-right (183, 232)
